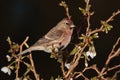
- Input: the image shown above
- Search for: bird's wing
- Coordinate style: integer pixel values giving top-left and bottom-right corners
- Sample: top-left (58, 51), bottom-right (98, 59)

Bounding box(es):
top-left (45, 27), bottom-right (64, 40)
top-left (32, 28), bottom-right (65, 46)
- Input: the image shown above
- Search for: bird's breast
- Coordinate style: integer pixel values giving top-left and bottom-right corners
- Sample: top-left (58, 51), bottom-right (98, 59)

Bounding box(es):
top-left (60, 29), bottom-right (73, 49)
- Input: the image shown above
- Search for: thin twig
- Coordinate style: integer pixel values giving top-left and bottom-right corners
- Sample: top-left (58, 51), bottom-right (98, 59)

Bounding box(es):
top-left (82, 65), bottom-right (100, 74)
top-left (74, 72), bottom-right (89, 80)
top-left (61, 61), bottom-right (66, 77)
top-left (66, 7), bottom-right (71, 19)
top-left (59, 1), bottom-right (71, 19)
top-left (111, 70), bottom-right (120, 80)
top-left (85, 0), bottom-right (91, 33)
top-left (65, 43), bottom-right (88, 78)
top-left (103, 64), bottom-right (120, 75)
top-left (19, 36), bottom-right (29, 51)
top-left (89, 10), bottom-right (120, 35)
top-left (74, 65), bottom-right (100, 79)
top-left (106, 10), bottom-right (120, 23)
top-left (98, 38), bottom-right (120, 78)
top-left (64, 0), bottom-right (92, 78)
top-left (110, 48), bottom-right (120, 60)
top-left (15, 36), bottom-right (29, 79)
top-left (108, 64), bottom-right (120, 72)
top-left (15, 57), bottom-right (20, 79)
top-left (29, 54), bottom-right (39, 80)
top-left (109, 37), bottom-right (120, 56)
top-left (68, 10), bottom-right (120, 80)
top-left (19, 36), bottom-right (39, 80)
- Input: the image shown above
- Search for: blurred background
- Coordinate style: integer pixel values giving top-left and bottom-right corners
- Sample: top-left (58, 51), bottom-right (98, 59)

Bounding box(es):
top-left (0, 0), bottom-right (120, 79)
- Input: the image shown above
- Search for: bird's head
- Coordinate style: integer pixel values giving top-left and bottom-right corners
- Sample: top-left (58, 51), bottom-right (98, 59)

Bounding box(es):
top-left (57, 18), bottom-right (75, 30)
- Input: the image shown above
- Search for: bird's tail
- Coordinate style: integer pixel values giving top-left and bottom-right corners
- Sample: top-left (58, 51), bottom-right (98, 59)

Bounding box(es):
top-left (17, 46), bottom-right (46, 56)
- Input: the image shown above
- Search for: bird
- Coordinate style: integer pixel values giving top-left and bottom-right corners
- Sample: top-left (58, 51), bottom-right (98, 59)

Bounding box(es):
top-left (17, 18), bottom-right (75, 56)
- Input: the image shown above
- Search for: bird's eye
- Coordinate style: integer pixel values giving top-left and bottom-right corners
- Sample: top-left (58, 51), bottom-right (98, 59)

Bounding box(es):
top-left (65, 21), bottom-right (70, 25)
top-left (66, 22), bottom-right (69, 25)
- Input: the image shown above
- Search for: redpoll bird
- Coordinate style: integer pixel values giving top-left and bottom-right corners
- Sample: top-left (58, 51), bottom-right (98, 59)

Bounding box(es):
top-left (18, 18), bottom-right (75, 56)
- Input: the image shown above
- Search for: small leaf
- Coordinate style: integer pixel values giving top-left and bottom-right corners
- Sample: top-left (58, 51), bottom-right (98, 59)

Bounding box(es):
top-left (12, 44), bottom-right (18, 49)
top-left (57, 58), bottom-right (63, 63)
top-left (8, 49), bottom-right (13, 53)
top-left (70, 46), bottom-right (79, 55)
top-left (101, 21), bottom-right (113, 34)
top-left (90, 11), bottom-right (94, 15)
top-left (93, 33), bottom-right (99, 38)
top-left (50, 53), bottom-right (55, 58)
top-left (9, 66), bottom-right (14, 70)
top-left (86, 4), bottom-right (91, 12)
top-left (59, 1), bottom-right (67, 8)
top-left (6, 36), bottom-right (12, 45)
top-left (79, 7), bottom-right (87, 16)
top-left (79, 34), bottom-right (86, 40)
top-left (12, 44), bottom-right (19, 52)
top-left (89, 36), bottom-right (93, 40)
top-left (56, 75), bottom-right (63, 80)
top-left (50, 76), bottom-right (54, 80)
top-left (92, 76), bottom-right (97, 80)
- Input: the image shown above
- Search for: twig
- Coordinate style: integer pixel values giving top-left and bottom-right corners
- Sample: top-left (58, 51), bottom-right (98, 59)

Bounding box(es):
top-left (103, 64), bottom-right (120, 75)
top-left (15, 36), bottom-right (29, 79)
top-left (15, 57), bottom-right (20, 79)
top-left (98, 38), bottom-right (120, 78)
top-left (59, 1), bottom-right (71, 19)
top-left (19, 36), bottom-right (29, 52)
top-left (74, 65), bottom-right (100, 79)
top-left (111, 70), bottom-right (120, 80)
top-left (89, 10), bottom-right (120, 35)
top-left (109, 37), bottom-right (120, 56)
top-left (64, 0), bottom-right (92, 78)
top-left (59, 1), bottom-right (120, 79)
top-left (83, 65), bottom-right (100, 74)
top-left (61, 61), bottom-right (66, 77)
top-left (110, 48), bottom-right (120, 60)
top-left (29, 54), bottom-right (39, 80)
top-left (85, 0), bottom-right (91, 33)
top-left (65, 6), bottom-right (71, 19)
top-left (65, 9), bottom-right (120, 80)
top-left (74, 72), bottom-right (89, 80)
top-left (106, 10), bottom-right (120, 23)
top-left (65, 43), bottom-right (88, 78)
top-left (18, 36), bottom-right (39, 80)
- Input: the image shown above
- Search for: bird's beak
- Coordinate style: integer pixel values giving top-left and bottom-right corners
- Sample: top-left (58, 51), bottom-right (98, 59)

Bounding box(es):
top-left (70, 24), bottom-right (75, 28)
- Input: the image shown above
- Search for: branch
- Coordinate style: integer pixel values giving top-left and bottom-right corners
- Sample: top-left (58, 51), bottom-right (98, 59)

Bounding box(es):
top-left (59, 1), bottom-right (71, 19)
top-left (74, 65), bottom-right (100, 79)
top-left (89, 10), bottom-right (120, 35)
top-left (98, 37), bottom-right (120, 78)
top-left (15, 36), bottom-right (29, 79)
top-left (29, 54), bottom-right (39, 80)
top-left (109, 37), bottom-right (120, 57)
top-left (74, 72), bottom-right (89, 80)
top-left (85, 0), bottom-right (91, 33)
top-left (65, 43), bottom-right (88, 78)
top-left (19, 36), bottom-right (39, 80)
top-left (65, 10), bottom-right (120, 79)
top-left (61, 61), bottom-right (66, 77)
top-left (103, 64), bottom-right (120, 75)
top-left (19, 36), bottom-right (29, 52)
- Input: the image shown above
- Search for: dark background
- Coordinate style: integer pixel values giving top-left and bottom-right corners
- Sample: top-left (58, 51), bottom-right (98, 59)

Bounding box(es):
top-left (0, 0), bottom-right (120, 80)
